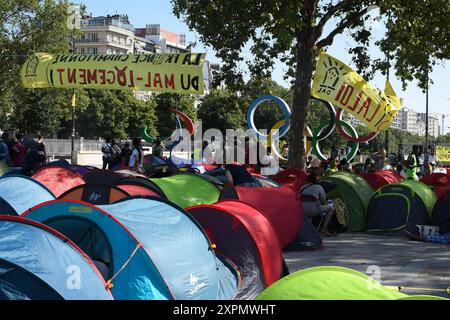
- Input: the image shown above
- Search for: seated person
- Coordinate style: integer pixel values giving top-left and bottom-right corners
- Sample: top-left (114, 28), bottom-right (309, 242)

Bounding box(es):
top-left (300, 170), bottom-right (336, 236)
top-left (224, 164), bottom-right (261, 187)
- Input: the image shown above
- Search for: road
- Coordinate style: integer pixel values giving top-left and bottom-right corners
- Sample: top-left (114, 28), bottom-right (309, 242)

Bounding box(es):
top-left (284, 233), bottom-right (450, 298)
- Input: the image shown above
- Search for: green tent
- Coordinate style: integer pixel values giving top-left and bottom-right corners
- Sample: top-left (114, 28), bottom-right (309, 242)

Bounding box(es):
top-left (256, 266), bottom-right (404, 300)
top-left (397, 295), bottom-right (448, 300)
top-left (321, 171), bottom-right (373, 232)
top-left (367, 180), bottom-right (437, 234)
top-left (395, 180), bottom-right (437, 217)
top-left (0, 162), bottom-right (9, 177)
top-left (151, 173), bottom-right (220, 208)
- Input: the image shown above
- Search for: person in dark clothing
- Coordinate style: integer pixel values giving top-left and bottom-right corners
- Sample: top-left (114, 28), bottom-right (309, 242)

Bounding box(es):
top-left (101, 137), bottom-right (113, 170)
top-left (120, 142), bottom-right (132, 167)
top-left (0, 131), bottom-right (12, 166)
top-left (224, 164), bottom-right (260, 187)
top-left (22, 140), bottom-right (46, 176)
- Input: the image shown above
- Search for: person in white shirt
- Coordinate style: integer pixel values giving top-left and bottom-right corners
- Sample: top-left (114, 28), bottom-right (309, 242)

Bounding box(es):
top-left (129, 138), bottom-right (144, 173)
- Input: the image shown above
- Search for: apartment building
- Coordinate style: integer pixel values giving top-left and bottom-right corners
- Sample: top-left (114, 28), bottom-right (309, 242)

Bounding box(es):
top-left (135, 24), bottom-right (190, 54)
top-left (74, 14), bottom-right (135, 55)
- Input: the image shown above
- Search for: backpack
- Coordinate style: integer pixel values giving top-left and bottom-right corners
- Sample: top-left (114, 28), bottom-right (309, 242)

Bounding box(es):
top-left (102, 144), bottom-right (112, 155)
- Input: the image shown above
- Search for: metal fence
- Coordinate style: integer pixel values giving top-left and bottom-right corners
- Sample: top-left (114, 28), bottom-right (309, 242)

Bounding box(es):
top-left (45, 138), bottom-right (103, 157)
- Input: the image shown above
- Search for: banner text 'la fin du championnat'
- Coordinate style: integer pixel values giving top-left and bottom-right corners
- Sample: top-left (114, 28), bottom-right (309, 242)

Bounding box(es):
top-left (21, 53), bottom-right (206, 95)
top-left (311, 51), bottom-right (403, 132)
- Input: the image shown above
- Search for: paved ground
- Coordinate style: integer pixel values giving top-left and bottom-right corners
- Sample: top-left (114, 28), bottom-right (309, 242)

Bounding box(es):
top-left (284, 233), bottom-right (450, 298)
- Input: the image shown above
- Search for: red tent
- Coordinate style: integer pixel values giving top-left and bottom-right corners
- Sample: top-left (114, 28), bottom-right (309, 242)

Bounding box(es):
top-left (186, 200), bottom-right (282, 299)
top-left (220, 186), bottom-right (302, 247)
top-left (270, 169), bottom-right (307, 193)
top-left (32, 165), bottom-right (85, 197)
top-left (360, 170), bottom-right (403, 191)
top-left (421, 173), bottom-right (450, 200)
top-left (116, 183), bottom-right (161, 197)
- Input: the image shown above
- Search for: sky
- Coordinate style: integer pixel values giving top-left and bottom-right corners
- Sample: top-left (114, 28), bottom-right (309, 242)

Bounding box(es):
top-left (74, 0), bottom-right (450, 133)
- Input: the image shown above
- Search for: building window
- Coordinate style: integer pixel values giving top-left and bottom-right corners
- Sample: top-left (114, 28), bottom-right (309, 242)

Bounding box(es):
top-left (107, 34), bottom-right (112, 42)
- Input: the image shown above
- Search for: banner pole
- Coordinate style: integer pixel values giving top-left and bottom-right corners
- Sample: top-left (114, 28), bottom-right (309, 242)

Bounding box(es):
top-left (70, 31), bottom-right (76, 165)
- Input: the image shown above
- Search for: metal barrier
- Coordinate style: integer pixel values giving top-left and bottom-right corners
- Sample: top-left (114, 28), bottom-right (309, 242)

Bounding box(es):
top-left (45, 138), bottom-right (103, 157)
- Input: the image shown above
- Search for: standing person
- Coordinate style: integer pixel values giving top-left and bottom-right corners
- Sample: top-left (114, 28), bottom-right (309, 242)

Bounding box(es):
top-left (36, 133), bottom-right (46, 158)
top-left (129, 138), bottom-right (144, 173)
top-left (417, 145), bottom-right (426, 178)
top-left (406, 145), bottom-right (420, 181)
top-left (428, 149), bottom-right (439, 172)
top-left (372, 148), bottom-right (387, 171)
top-left (11, 133), bottom-right (26, 167)
top-left (101, 137), bottom-right (113, 170)
top-left (111, 139), bottom-right (122, 169)
top-left (152, 139), bottom-right (163, 158)
top-left (396, 144), bottom-right (406, 174)
top-left (0, 132), bottom-right (12, 166)
top-left (120, 142), bottom-right (132, 167)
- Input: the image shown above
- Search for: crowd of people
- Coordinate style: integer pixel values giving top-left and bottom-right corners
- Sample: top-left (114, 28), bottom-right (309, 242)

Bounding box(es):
top-left (101, 137), bottom-right (164, 173)
top-left (303, 144), bottom-right (442, 181)
top-left (0, 131), bottom-right (47, 176)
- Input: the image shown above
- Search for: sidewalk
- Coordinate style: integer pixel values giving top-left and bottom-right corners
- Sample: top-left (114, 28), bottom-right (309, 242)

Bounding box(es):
top-left (284, 233), bottom-right (450, 298)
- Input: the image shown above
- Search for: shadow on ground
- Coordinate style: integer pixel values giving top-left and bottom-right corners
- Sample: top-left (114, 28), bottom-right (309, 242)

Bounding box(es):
top-left (284, 233), bottom-right (450, 298)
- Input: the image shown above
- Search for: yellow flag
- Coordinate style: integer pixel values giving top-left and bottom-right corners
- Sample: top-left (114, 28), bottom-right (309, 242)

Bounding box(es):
top-left (385, 79), bottom-right (403, 110)
top-left (311, 52), bottom-right (403, 132)
top-left (21, 52), bottom-right (206, 95)
top-left (71, 92), bottom-right (76, 107)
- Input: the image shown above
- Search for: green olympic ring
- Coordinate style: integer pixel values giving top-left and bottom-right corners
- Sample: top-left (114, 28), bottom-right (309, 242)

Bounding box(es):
top-left (312, 119), bottom-right (359, 162)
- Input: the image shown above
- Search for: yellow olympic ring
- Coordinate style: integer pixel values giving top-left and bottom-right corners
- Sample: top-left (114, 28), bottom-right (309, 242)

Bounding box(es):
top-left (268, 120), bottom-right (312, 161)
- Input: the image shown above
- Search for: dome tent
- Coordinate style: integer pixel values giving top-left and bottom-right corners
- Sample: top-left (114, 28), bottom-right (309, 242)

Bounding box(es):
top-left (360, 170), bottom-right (403, 191)
top-left (219, 186), bottom-right (303, 247)
top-left (256, 266), bottom-right (408, 300)
top-left (59, 183), bottom-right (131, 205)
top-left (421, 173), bottom-right (450, 200)
top-left (430, 193), bottom-right (450, 234)
top-left (115, 177), bottom-right (166, 198)
top-left (0, 175), bottom-right (55, 216)
top-left (84, 169), bottom-right (122, 185)
top-left (151, 173), bottom-right (221, 208)
top-left (367, 180), bottom-right (437, 235)
top-left (0, 215), bottom-right (112, 300)
top-left (32, 165), bottom-right (85, 197)
top-left (320, 171), bottom-right (373, 232)
top-left (186, 200), bottom-right (283, 299)
top-left (23, 198), bottom-right (239, 300)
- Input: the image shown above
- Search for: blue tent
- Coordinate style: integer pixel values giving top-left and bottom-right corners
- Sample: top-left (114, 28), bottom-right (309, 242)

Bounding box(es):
top-left (0, 215), bottom-right (113, 300)
top-left (0, 175), bottom-right (55, 216)
top-left (23, 197), bottom-right (240, 300)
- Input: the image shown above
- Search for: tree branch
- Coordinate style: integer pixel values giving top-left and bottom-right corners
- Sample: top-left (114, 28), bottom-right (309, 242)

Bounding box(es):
top-left (314, 0), bottom-right (359, 40)
top-left (316, 7), bottom-right (370, 49)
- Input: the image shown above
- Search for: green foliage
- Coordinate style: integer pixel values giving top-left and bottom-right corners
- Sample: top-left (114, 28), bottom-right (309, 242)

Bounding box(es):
top-left (197, 89), bottom-right (246, 133)
top-left (154, 93), bottom-right (197, 138)
top-left (173, 0), bottom-right (450, 168)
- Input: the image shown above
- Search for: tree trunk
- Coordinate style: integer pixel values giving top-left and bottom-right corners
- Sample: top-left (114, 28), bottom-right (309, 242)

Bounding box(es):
top-left (288, 31), bottom-right (316, 170)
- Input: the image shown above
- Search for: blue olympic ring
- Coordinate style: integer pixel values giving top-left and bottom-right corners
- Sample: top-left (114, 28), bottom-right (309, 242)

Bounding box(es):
top-left (247, 95), bottom-right (291, 141)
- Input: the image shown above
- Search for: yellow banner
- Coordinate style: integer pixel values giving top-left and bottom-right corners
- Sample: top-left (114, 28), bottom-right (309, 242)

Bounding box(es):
top-left (21, 53), bottom-right (206, 95)
top-left (436, 146), bottom-right (450, 163)
top-left (311, 52), bottom-right (403, 132)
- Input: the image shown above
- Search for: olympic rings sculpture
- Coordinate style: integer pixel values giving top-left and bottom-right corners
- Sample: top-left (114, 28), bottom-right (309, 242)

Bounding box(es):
top-left (247, 95), bottom-right (382, 162)
top-left (142, 108), bottom-right (195, 150)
